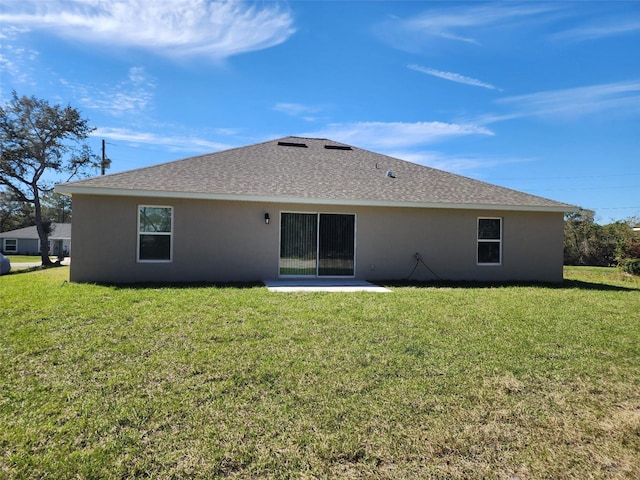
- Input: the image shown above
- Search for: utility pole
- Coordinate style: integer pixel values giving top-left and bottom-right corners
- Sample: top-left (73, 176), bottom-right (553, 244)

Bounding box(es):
top-left (101, 139), bottom-right (106, 175)
top-left (101, 139), bottom-right (111, 175)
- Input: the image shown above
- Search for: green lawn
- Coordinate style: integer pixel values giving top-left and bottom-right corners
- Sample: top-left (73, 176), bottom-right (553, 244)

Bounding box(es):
top-left (1, 267), bottom-right (639, 479)
top-left (4, 255), bottom-right (59, 264)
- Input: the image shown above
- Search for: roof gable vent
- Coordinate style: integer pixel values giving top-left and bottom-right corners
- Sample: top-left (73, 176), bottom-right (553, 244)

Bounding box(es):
top-left (278, 141), bottom-right (308, 148)
top-left (324, 145), bottom-right (352, 151)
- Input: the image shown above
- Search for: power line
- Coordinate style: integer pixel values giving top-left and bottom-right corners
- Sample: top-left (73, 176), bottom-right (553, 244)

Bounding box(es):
top-left (526, 185), bottom-right (638, 192)
top-left (490, 172), bottom-right (640, 181)
top-left (591, 206), bottom-right (640, 210)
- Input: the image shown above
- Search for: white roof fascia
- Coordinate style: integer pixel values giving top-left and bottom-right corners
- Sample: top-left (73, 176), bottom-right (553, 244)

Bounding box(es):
top-left (55, 185), bottom-right (578, 213)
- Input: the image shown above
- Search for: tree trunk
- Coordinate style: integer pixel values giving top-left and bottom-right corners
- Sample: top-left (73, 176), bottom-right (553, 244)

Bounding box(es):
top-left (33, 194), bottom-right (54, 266)
top-left (37, 223), bottom-right (54, 265)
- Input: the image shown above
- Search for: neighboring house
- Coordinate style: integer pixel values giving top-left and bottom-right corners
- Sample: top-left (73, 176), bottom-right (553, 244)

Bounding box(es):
top-left (0, 223), bottom-right (71, 256)
top-left (56, 137), bottom-right (577, 284)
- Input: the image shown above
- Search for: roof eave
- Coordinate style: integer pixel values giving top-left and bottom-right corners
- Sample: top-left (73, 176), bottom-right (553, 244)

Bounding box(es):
top-left (55, 185), bottom-right (578, 214)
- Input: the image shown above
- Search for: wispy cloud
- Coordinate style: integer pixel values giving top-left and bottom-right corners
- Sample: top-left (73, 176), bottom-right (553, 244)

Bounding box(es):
top-left (304, 121), bottom-right (493, 149)
top-left (496, 80), bottom-right (640, 119)
top-left (408, 64), bottom-right (500, 91)
top-left (550, 18), bottom-right (640, 42)
top-left (0, 25), bottom-right (30, 40)
top-left (127, 66), bottom-right (147, 84)
top-left (386, 150), bottom-right (532, 174)
top-left (93, 127), bottom-right (232, 153)
top-left (375, 2), bottom-right (558, 50)
top-left (274, 102), bottom-right (324, 122)
top-left (61, 66), bottom-right (156, 116)
top-left (0, 0), bottom-right (295, 60)
top-left (0, 47), bottom-right (38, 88)
top-left (0, 26), bottom-right (39, 92)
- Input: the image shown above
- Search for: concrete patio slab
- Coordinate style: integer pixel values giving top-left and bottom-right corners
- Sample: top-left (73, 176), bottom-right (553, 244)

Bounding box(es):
top-left (264, 279), bottom-right (392, 293)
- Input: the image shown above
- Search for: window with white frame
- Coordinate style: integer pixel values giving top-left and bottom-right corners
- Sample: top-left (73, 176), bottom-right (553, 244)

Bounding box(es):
top-left (477, 217), bottom-right (502, 265)
top-left (138, 206), bottom-right (173, 262)
top-left (3, 239), bottom-right (17, 253)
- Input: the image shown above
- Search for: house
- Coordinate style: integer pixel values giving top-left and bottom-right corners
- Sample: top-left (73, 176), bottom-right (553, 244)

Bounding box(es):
top-left (55, 137), bottom-right (577, 284)
top-left (0, 223), bottom-right (71, 257)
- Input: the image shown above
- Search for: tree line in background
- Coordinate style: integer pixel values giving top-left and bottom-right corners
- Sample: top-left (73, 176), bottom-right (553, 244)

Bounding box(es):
top-left (0, 190), bottom-right (72, 232)
top-left (564, 209), bottom-right (640, 275)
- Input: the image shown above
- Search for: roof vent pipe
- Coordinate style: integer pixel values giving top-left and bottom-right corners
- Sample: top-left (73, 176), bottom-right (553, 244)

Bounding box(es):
top-left (386, 170), bottom-right (395, 178)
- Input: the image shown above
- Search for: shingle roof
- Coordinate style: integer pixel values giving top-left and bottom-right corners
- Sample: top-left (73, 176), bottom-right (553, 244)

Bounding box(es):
top-left (0, 223), bottom-right (71, 239)
top-left (56, 137), bottom-right (576, 212)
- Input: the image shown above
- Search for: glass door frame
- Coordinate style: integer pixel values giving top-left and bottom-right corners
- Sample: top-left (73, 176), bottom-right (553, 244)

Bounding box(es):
top-left (278, 211), bottom-right (357, 278)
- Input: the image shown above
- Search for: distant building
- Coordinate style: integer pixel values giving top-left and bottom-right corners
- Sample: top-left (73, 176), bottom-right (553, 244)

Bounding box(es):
top-left (0, 223), bottom-right (71, 256)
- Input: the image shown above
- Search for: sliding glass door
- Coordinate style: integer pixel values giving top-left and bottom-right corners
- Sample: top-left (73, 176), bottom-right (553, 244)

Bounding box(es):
top-left (318, 214), bottom-right (355, 276)
top-left (279, 213), bottom-right (317, 276)
top-left (280, 213), bottom-right (355, 277)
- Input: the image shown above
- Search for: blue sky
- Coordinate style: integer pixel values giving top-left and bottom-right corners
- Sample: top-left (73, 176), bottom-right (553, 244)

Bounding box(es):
top-left (1, 0), bottom-right (639, 222)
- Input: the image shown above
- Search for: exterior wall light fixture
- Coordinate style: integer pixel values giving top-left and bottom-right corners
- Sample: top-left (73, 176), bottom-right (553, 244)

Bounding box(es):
top-left (264, 213), bottom-right (270, 224)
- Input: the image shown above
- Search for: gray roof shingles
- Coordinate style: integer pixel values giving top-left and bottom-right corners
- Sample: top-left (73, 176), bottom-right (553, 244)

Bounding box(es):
top-left (57, 137), bottom-right (575, 211)
top-left (0, 223), bottom-right (71, 239)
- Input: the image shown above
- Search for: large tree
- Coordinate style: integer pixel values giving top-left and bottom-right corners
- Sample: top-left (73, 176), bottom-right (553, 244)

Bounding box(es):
top-left (0, 92), bottom-right (97, 265)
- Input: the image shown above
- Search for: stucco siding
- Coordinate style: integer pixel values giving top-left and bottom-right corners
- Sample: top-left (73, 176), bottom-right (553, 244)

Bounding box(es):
top-left (355, 207), bottom-right (563, 282)
top-left (70, 195), bottom-right (280, 283)
top-left (69, 195), bottom-right (564, 283)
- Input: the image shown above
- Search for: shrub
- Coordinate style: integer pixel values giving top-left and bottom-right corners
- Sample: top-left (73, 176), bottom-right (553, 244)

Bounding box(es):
top-left (620, 258), bottom-right (640, 276)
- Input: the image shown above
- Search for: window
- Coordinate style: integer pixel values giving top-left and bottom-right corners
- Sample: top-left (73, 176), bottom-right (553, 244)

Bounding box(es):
top-left (138, 206), bottom-right (173, 262)
top-left (477, 217), bottom-right (502, 265)
top-left (3, 239), bottom-right (17, 253)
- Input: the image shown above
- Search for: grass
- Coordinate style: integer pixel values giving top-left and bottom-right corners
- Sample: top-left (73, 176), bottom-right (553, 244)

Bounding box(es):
top-left (1, 267), bottom-right (639, 479)
top-left (4, 255), bottom-right (59, 264)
